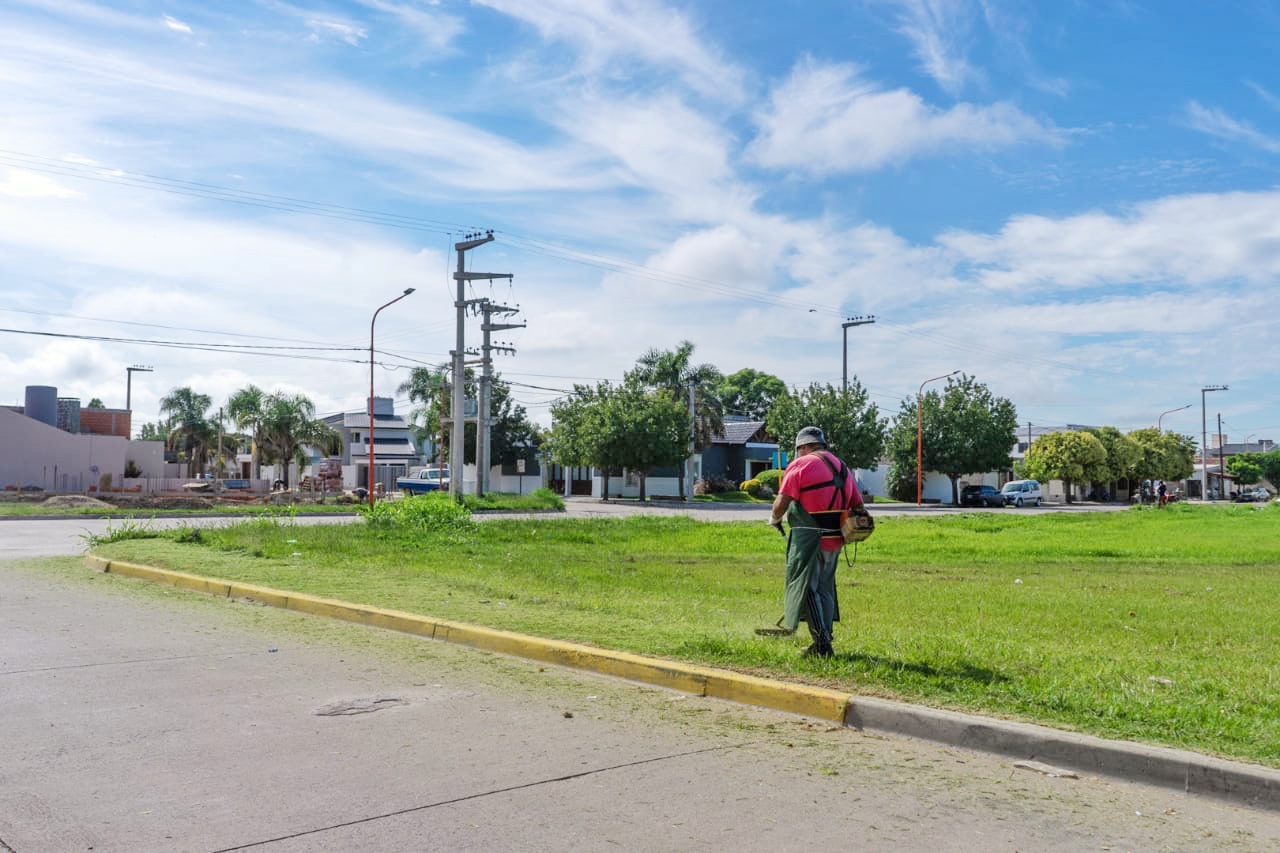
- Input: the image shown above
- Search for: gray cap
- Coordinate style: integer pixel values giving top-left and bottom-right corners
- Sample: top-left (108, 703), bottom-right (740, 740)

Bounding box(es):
top-left (794, 426), bottom-right (826, 448)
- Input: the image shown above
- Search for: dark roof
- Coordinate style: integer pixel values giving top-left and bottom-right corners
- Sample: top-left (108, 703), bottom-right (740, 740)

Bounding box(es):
top-left (713, 419), bottom-right (769, 445)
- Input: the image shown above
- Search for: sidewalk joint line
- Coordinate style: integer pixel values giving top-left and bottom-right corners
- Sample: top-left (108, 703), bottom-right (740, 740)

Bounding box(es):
top-left (209, 741), bottom-right (757, 851)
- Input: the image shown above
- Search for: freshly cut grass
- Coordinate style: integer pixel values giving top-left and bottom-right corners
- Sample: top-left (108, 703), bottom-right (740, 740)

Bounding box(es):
top-left (95, 503), bottom-right (1280, 765)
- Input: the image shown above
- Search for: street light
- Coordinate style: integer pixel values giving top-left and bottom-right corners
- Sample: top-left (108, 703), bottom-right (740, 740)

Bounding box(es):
top-left (369, 288), bottom-right (415, 507)
top-left (1157, 404), bottom-right (1190, 431)
top-left (841, 315), bottom-right (875, 393)
top-left (1200, 385), bottom-right (1227, 501)
top-left (917, 370), bottom-right (960, 505)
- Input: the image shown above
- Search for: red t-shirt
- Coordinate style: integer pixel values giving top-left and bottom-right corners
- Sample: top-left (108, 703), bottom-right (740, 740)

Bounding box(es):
top-left (779, 450), bottom-right (862, 552)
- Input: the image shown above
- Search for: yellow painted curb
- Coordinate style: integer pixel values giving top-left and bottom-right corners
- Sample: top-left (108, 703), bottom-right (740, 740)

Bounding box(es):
top-left (85, 554), bottom-right (851, 723)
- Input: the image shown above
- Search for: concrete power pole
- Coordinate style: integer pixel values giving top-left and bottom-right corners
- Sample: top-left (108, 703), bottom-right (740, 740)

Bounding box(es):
top-left (475, 301), bottom-right (524, 495)
top-left (685, 382), bottom-right (696, 502)
top-left (450, 232), bottom-right (511, 498)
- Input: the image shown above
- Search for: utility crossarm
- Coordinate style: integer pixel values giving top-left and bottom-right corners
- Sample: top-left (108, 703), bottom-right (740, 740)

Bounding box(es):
top-left (455, 272), bottom-right (514, 281)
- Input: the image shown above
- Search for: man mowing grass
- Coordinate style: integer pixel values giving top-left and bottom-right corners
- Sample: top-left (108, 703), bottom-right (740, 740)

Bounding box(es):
top-left (761, 426), bottom-right (865, 658)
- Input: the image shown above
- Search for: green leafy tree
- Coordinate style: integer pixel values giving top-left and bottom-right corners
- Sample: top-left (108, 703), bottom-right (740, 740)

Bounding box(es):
top-left (547, 383), bottom-right (602, 472)
top-left (1225, 454), bottom-right (1263, 486)
top-left (159, 386), bottom-right (214, 477)
top-left (766, 380), bottom-right (885, 470)
top-left (1024, 430), bottom-right (1108, 503)
top-left (715, 368), bottom-right (788, 420)
top-left (548, 382), bottom-right (688, 499)
top-left (594, 383), bottom-right (689, 500)
top-left (138, 421), bottom-right (167, 441)
top-left (1086, 426), bottom-right (1142, 494)
top-left (1128, 428), bottom-right (1196, 483)
top-left (259, 392), bottom-right (339, 488)
top-left (883, 374), bottom-right (1017, 504)
top-left (86, 397), bottom-right (105, 409)
top-left (1258, 449), bottom-right (1280, 489)
top-left (626, 341), bottom-right (723, 500)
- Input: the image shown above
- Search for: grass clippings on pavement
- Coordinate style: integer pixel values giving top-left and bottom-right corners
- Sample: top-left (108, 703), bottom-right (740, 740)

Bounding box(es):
top-left (91, 501), bottom-right (1280, 766)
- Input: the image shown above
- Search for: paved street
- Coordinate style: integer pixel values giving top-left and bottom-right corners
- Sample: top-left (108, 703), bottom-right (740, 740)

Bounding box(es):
top-left (3, 510), bottom-right (1277, 851)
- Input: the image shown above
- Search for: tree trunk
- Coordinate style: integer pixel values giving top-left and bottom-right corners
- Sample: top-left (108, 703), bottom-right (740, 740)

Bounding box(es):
top-left (1064, 478), bottom-right (1073, 503)
top-left (949, 474), bottom-right (960, 505)
top-left (602, 468), bottom-right (610, 500)
top-left (639, 472), bottom-right (647, 502)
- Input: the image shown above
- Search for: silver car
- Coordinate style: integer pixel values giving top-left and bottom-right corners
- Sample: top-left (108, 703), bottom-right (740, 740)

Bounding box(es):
top-left (1000, 479), bottom-right (1042, 507)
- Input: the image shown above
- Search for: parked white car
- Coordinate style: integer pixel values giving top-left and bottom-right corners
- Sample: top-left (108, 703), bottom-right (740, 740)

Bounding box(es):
top-left (1000, 479), bottom-right (1042, 507)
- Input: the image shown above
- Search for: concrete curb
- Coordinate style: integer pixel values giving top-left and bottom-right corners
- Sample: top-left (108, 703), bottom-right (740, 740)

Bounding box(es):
top-left (85, 554), bottom-right (1280, 812)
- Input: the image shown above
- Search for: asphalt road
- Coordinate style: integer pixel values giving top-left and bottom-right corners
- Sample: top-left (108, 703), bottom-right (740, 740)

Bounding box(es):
top-left (3, 508), bottom-right (1277, 851)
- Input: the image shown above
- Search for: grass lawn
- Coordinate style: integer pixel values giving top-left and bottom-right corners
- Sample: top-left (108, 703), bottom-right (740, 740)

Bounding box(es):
top-left (92, 501), bottom-right (1280, 766)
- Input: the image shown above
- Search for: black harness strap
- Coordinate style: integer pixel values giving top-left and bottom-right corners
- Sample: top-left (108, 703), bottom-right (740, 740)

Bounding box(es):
top-left (799, 451), bottom-right (852, 538)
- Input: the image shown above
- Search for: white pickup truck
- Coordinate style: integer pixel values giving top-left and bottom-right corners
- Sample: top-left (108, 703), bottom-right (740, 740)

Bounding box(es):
top-left (396, 467), bottom-right (449, 495)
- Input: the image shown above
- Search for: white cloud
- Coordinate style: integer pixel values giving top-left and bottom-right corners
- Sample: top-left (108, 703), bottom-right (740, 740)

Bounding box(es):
top-left (356, 0), bottom-right (464, 52)
top-left (0, 29), bottom-right (614, 195)
top-left (1185, 101), bottom-right (1280, 154)
top-left (555, 92), bottom-right (747, 220)
top-left (476, 0), bottom-right (744, 102)
top-left (939, 189), bottom-right (1280, 291)
top-left (307, 17), bottom-right (367, 46)
top-left (0, 168), bottom-right (82, 199)
top-left (162, 14), bottom-right (192, 34)
top-left (747, 58), bottom-right (1059, 175)
top-left (893, 0), bottom-right (978, 95)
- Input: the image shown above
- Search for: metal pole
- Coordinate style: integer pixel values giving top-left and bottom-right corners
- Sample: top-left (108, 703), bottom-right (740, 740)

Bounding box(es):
top-left (1157, 404), bottom-right (1190, 431)
top-left (369, 289), bottom-right (414, 507)
top-left (917, 370), bottom-right (959, 505)
top-left (1218, 413), bottom-right (1226, 499)
top-left (1199, 385), bottom-right (1227, 500)
top-left (841, 316), bottom-right (875, 394)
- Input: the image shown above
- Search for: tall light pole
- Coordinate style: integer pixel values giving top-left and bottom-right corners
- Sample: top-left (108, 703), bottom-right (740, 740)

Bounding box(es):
top-left (125, 365), bottom-right (153, 412)
top-left (369, 288), bottom-right (415, 507)
top-left (1157, 404), bottom-right (1190, 431)
top-left (841, 315), bottom-right (875, 393)
top-left (917, 370), bottom-right (960, 505)
top-left (1200, 385), bottom-right (1227, 501)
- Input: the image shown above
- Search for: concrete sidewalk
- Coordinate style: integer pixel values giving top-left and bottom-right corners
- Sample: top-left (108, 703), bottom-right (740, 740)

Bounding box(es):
top-left (84, 554), bottom-right (1280, 814)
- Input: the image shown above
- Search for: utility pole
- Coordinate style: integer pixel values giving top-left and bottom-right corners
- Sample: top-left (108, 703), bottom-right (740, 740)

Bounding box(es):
top-left (841, 316), bottom-right (875, 393)
top-left (685, 381), bottom-right (696, 502)
top-left (451, 232), bottom-right (511, 498)
top-left (125, 364), bottom-right (153, 414)
top-left (1218, 413), bottom-right (1226, 499)
top-left (1200, 385), bottom-right (1227, 500)
top-left (475, 300), bottom-right (524, 496)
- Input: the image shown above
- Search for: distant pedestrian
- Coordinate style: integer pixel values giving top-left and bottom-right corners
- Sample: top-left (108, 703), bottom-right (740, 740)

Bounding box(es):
top-left (1157, 480), bottom-right (1168, 508)
top-left (764, 426), bottom-right (863, 659)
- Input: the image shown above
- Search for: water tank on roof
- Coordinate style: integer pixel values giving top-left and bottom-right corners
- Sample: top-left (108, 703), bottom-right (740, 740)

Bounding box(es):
top-left (25, 385), bottom-right (57, 426)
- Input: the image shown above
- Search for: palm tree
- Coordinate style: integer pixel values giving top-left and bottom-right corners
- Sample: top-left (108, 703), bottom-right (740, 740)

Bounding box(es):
top-left (397, 366), bottom-right (449, 466)
top-left (260, 392), bottom-right (339, 488)
top-left (159, 387), bottom-right (214, 478)
top-left (626, 341), bottom-right (724, 500)
top-left (226, 385), bottom-right (269, 480)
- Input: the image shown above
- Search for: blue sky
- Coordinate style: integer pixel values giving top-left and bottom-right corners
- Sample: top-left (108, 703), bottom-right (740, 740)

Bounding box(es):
top-left (2, 0), bottom-right (1278, 448)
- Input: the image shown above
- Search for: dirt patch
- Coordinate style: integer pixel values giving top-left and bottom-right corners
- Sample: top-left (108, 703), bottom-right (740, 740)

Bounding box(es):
top-left (42, 495), bottom-right (115, 509)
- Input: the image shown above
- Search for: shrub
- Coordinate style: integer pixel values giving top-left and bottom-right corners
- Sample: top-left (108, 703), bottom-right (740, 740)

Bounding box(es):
top-left (696, 475), bottom-right (738, 495)
top-left (756, 468), bottom-right (783, 491)
top-left (362, 493), bottom-right (474, 533)
top-left (740, 478), bottom-right (764, 498)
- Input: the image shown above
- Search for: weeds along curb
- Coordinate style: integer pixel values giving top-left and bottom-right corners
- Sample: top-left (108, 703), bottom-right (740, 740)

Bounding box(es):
top-left (84, 553), bottom-right (1280, 812)
top-left (82, 555), bottom-right (849, 721)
